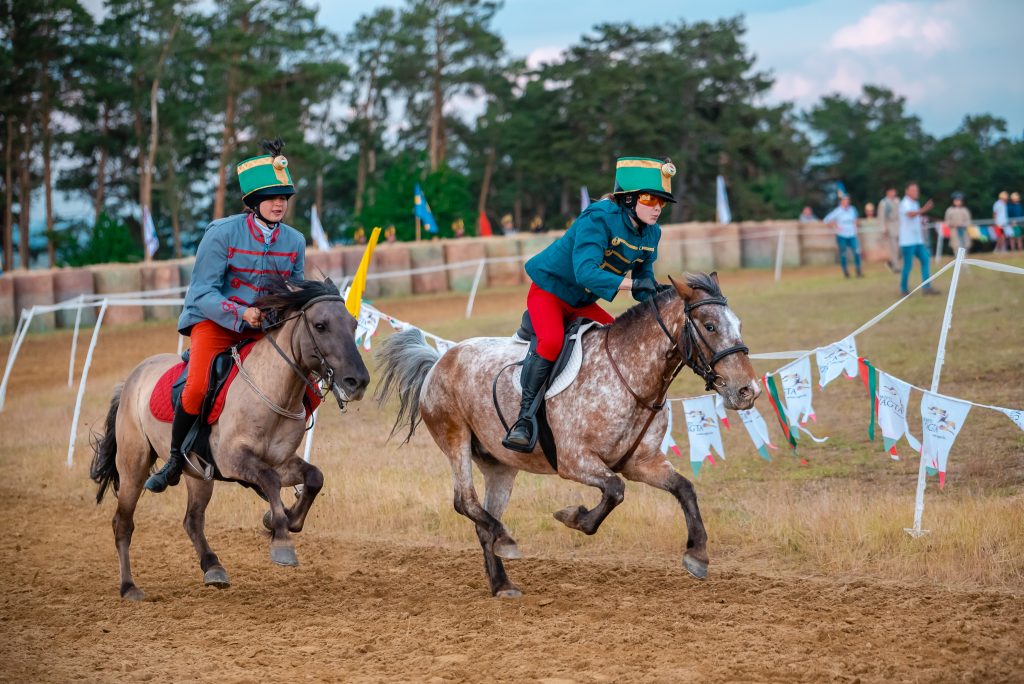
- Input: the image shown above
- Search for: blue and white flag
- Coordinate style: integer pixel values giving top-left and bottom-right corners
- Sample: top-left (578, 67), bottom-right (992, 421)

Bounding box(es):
top-left (580, 186), bottom-right (591, 212)
top-left (414, 184), bottom-right (439, 234)
top-left (142, 205), bottom-right (159, 257)
top-left (715, 175), bottom-right (731, 225)
top-left (310, 204), bottom-right (330, 251)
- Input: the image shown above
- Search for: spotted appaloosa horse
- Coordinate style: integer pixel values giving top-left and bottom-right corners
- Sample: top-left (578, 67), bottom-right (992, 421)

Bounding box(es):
top-left (90, 278), bottom-right (370, 600)
top-left (376, 273), bottom-right (760, 597)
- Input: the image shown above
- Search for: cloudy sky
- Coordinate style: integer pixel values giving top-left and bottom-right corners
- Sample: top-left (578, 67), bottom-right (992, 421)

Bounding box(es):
top-left (320, 0), bottom-right (1024, 136)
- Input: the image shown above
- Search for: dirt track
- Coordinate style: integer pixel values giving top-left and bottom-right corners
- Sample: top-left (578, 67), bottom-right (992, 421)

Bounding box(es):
top-left (2, 488), bottom-right (1021, 683)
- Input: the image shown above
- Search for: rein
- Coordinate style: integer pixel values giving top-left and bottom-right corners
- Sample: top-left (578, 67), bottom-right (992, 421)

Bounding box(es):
top-left (606, 291), bottom-right (749, 472)
top-left (234, 294), bottom-right (350, 419)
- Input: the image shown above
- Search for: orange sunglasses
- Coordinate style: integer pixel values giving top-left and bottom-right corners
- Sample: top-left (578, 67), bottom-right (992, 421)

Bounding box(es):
top-left (637, 193), bottom-right (667, 208)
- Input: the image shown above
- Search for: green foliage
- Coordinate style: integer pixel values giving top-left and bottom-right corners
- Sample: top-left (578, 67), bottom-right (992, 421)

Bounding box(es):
top-left (58, 212), bottom-right (142, 266)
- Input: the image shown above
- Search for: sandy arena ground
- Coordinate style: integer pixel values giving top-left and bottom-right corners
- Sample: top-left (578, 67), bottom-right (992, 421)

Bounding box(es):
top-left (1, 264), bottom-right (1022, 682)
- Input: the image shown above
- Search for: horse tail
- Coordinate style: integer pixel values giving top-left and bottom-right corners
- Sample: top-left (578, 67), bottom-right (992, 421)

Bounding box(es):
top-left (90, 383), bottom-right (122, 504)
top-left (375, 328), bottom-right (440, 444)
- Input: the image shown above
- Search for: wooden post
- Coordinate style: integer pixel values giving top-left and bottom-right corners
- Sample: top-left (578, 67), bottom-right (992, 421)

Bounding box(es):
top-left (416, 216), bottom-right (422, 242)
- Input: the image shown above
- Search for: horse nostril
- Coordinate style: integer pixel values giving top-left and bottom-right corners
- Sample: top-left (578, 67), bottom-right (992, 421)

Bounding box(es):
top-left (738, 387), bottom-right (752, 400)
top-left (343, 376), bottom-right (361, 391)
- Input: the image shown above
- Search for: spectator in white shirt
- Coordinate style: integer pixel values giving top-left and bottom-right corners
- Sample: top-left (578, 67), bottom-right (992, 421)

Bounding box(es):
top-left (823, 195), bottom-right (862, 278)
top-left (899, 182), bottom-right (937, 296)
top-left (992, 191), bottom-right (1009, 253)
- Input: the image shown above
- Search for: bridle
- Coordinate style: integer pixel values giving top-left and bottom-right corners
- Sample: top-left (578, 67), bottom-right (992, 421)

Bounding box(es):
top-left (606, 288), bottom-right (749, 471)
top-left (234, 294), bottom-right (352, 420)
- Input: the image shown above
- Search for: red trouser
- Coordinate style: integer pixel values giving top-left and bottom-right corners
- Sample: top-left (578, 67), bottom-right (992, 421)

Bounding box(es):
top-left (527, 283), bottom-right (614, 361)
top-left (181, 320), bottom-right (263, 415)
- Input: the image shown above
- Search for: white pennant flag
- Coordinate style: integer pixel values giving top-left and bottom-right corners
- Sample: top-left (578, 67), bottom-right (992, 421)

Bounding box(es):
top-left (435, 339), bottom-right (455, 354)
top-left (920, 392), bottom-right (972, 489)
top-left (815, 336), bottom-right (858, 389)
top-left (713, 393), bottom-right (730, 428)
top-left (683, 395), bottom-right (724, 476)
top-left (310, 205), bottom-right (330, 251)
top-left (142, 205), bottom-right (159, 257)
top-left (875, 372), bottom-right (921, 460)
top-left (1001, 408), bottom-right (1024, 433)
top-left (354, 309), bottom-right (380, 351)
top-left (738, 406), bottom-right (776, 461)
top-left (660, 402), bottom-right (682, 458)
top-left (780, 357), bottom-right (816, 425)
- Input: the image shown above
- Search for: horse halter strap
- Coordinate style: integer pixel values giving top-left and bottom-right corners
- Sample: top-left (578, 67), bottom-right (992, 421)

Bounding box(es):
top-left (682, 295), bottom-right (750, 392)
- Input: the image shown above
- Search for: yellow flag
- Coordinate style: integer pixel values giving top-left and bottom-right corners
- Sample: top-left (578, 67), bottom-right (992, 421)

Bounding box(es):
top-left (345, 226), bottom-right (381, 317)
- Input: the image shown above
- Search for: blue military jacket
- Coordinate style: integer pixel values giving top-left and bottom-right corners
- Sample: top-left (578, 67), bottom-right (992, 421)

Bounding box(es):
top-left (525, 199), bottom-right (660, 308)
top-left (178, 213), bottom-right (305, 335)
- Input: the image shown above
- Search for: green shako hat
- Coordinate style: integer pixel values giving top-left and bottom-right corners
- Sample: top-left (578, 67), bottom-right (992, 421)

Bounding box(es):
top-left (236, 138), bottom-right (295, 201)
top-left (613, 156), bottom-right (677, 203)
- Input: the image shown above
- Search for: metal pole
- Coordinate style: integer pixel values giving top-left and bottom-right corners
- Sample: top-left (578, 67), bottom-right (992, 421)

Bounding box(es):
top-left (905, 247), bottom-right (965, 537)
top-left (773, 230), bottom-right (785, 283)
top-left (302, 408), bottom-right (319, 463)
top-left (68, 294), bottom-right (85, 387)
top-left (67, 300), bottom-right (108, 468)
top-left (0, 308), bottom-right (35, 412)
top-left (465, 259), bottom-right (486, 319)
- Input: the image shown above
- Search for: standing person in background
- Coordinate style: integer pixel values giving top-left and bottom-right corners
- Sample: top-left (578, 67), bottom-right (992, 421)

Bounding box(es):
top-left (899, 182), bottom-right (937, 296)
top-left (823, 195), bottom-right (862, 278)
top-left (500, 213), bottom-right (517, 237)
top-left (944, 192), bottom-right (972, 254)
top-left (798, 206), bottom-right (818, 223)
top-left (864, 202), bottom-right (876, 219)
top-left (1007, 192), bottom-right (1023, 252)
top-left (992, 191), bottom-right (1009, 253)
top-left (878, 186), bottom-right (901, 273)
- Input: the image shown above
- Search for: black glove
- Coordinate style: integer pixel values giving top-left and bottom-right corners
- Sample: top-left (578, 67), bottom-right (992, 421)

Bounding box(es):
top-left (631, 277), bottom-right (657, 302)
top-left (655, 282), bottom-right (674, 294)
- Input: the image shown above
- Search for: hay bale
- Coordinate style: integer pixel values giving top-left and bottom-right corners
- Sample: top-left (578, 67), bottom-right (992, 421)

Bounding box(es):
top-left (141, 263), bottom-right (182, 321)
top-left (375, 245), bottom-right (412, 298)
top-left (304, 250), bottom-right (332, 281)
top-left (799, 222), bottom-right (836, 266)
top-left (408, 243), bottom-right (447, 294)
top-left (0, 276), bottom-right (17, 335)
top-left (444, 239), bottom-right (487, 292)
top-left (711, 224), bottom-right (741, 270)
top-left (655, 225), bottom-right (686, 278)
top-left (91, 264), bottom-right (144, 325)
top-left (859, 221), bottom-right (888, 262)
top-left (518, 233), bottom-right (558, 261)
top-left (341, 245), bottom-right (380, 299)
top-left (677, 224), bottom-right (715, 273)
top-left (326, 249), bottom-right (344, 282)
top-left (13, 270), bottom-right (56, 332)
top-left (483, 239), bottom-right (524, 287)
top-left (177, 258), bottom-right (195, 289)
top-left (53, 269), bottom-right (96, 328)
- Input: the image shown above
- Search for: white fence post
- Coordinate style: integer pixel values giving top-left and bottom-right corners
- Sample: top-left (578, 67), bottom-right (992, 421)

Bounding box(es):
top-left (465, 259), bottom-right (486, 319)
top-left (0, 308), bottom-right (35, 412)
top-left (68, 294), bottom-right (85, 387)
top-left (905, 247), bottom-right (965, 537)
top-left (302, 408), bottom-right (319, 463)
top-left (67, 300), bottom-right (108, 468)
top-left (774, 230), bottom-right (785, 283)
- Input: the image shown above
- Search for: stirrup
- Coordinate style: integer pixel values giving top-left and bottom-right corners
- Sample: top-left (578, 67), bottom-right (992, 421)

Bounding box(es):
top-left (502, 417), bottom-right (538, 453)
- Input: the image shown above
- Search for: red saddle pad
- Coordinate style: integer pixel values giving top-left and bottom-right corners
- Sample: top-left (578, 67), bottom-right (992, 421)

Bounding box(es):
top-left (149, 341), bottom-right (321, 424)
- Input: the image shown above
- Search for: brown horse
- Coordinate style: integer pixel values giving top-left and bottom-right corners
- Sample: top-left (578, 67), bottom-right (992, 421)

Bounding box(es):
top-left (376, 273), bottom-right (759, 597)
top-left (90, 278), bottom-right (370, 600)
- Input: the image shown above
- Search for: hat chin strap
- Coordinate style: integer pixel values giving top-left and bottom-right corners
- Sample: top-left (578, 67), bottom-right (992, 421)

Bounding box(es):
top-left (245, 196), bottom-right (284, 227)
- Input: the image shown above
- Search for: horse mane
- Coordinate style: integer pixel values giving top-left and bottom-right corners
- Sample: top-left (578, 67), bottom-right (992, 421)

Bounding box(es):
top-left (253, 276), bottom-right (341, 326)
top-left (612, 272), bottom-right (720, 330)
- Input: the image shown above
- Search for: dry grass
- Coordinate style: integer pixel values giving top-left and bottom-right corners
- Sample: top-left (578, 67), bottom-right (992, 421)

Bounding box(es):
top-left (1, 256), bottom-right (1022, 591)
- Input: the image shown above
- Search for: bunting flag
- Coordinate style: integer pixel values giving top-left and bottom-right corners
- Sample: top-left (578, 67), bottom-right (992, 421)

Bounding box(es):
top-left (1002, 408), bottom-right (1024, 432)
top-left (738, 406), bottom-right (776, 461)
top-left (780, 357), bottom-right (816, 425)
top-left (142, 205), bottom-right (159, 257)
top-left (683, 395), bottom-right (725, 476)
top-left (714, 393), bottom-right (730, 428)
top-left (920, 392), bottom-right (971, 489)
top-left (353, 308), bottom-right (380, 351)
top-left (816, 336), bottom-right (858, 389)
top-left (876, 371), bottom-right (921, 460)
top-left (310, 205), bottom-right (330, 251)
top-left (344, 226), bottom-right (381, 317)
top-left (967, 225), bottom-right (985, 242)
top-left (857, 357), bottom-right (879, 440)
top-left (660, 402), bottom-right (682, 458)
top-left (764, 373), bottom-right (798, 451)
top-left (478, 213), bottom-right (493, 237)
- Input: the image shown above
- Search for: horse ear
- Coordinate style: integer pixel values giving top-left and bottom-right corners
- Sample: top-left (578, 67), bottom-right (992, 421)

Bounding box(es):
top-left (709, 271), bottom-right (720, 287)
top-left (667, 274), bottom-right (693, 300)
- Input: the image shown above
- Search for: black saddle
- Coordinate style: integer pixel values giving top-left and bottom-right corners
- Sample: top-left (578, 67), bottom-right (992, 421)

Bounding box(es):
top-left (494, 311), bottom-right (594, 471)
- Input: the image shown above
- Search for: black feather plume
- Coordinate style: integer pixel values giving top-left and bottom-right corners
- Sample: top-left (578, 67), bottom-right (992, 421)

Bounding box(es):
top-left (261, 137), bottom-right (285, 156)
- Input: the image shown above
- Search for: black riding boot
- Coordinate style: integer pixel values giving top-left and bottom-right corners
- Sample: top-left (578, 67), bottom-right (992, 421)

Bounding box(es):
top-left (145, 405), bottom-right (197, 493)
top-left (502, 353), bottom-right (554, 453)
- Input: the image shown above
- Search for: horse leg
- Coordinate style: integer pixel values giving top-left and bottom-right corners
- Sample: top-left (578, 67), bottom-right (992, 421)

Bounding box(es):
top-left (241, 462), bottom-right (298, 567)
top-left (448, 438), bottom-right (521, 561)
top-left (112, 467), bottom-right (147, 601)
top-left (552, 456), bottom-right (625, 536)
top-left (183, 476), bottom-right (230, 588)
top-left (621, 455), bottom-right (709, 579)
top-left (473, 455), bottom-right (521, 598)
top-left (264, 456), bottom-right (323, 534)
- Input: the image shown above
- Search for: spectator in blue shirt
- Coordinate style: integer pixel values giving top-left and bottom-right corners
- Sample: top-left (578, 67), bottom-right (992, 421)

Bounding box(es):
top-left (823, 195), bottom-right (862, 278)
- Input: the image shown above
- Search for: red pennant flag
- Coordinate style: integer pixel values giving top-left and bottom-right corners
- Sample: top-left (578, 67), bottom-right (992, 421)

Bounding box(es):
top-left (478, 212), bottom-right (493, 237)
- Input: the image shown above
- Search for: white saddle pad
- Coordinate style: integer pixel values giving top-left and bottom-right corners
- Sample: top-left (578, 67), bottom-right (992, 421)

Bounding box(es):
top-left (511, 321), bottom-right (599, 399)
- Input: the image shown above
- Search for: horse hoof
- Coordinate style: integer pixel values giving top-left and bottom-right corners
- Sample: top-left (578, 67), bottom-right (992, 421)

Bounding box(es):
top-left (493, 539), bottom-right (522, 560)
top-left (495, 588), bottom-right (523, 599)
top-left (553, 505), bottom-right (585, 529)
top-left (270, 544), bottom-right (299, 567)
top-left (121, 585), bottom-right (145, 602)
top-left (204, 566), bottom-right (231, 588)
top-left (683, 554), bottom-right (709, 580)
top-left (262, 510), bottom-right (273, 531)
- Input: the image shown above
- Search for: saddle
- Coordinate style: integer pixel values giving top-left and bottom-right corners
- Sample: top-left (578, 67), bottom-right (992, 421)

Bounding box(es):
top-left (149, 342), bottom-right (320, 484)
top-left (494, 312), bottom-right (598, 471)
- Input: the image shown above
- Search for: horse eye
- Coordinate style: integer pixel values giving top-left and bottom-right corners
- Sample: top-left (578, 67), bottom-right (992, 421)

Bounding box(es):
top-left (705, 323), bottom-right (715, 332)
top-left (314, 322), bottom-right (327, 332)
